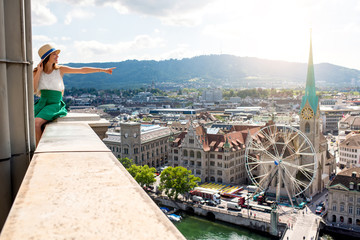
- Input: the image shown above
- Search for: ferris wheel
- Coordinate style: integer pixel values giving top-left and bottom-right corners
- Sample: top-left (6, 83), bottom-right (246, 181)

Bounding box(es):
top-left (245, 125), bottom-right (317, 207)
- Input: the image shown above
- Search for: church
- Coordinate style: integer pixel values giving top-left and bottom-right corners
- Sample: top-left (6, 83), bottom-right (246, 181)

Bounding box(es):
top-left (299, 32), bottom-right (336, 197)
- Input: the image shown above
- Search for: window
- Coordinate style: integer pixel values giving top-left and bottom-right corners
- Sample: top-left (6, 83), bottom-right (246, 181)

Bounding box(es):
top-left (197, 161), bottom-right (202, 167)
top-left (174, 149), bottom-right (178, 154)
top-left (124, 148), bottom-right (129, 154)
top-left (340, 204), bottom-right (344, 212)
top-left (210, 154), bottom-right (215, 158)
top-left (134, 148), bottom-right (139, 154)
top-left (196, 170), bottom-right (201, 175)
top-left (217, 170), bottom-right (222, 176)
top-left (183, 150), bottom-right (188, 156)
top-left (174, 156), bottom-right (178, 161)
top-left (305, 122), bottom-right (310, 133)
top-left (210, 161), bottom-right (215, 166)
top-left (190, 161), bottom-right (194, 166)
top-left (189, 138), bottom-right (194, 144)
top-left (190, 150), bottom-right (194, 158)
top-left (349, 206), bottom-right (353, 214)
top-left (332, 204), bottom-right (337, 211)
top-left (217, 155), bottom-right (222, 159)
top-left (217, 162), bottom-right (222, 168)
top-left (356, 207), bottom-right (360, 215)
top-left (197, 152), bottom-right (201, 159)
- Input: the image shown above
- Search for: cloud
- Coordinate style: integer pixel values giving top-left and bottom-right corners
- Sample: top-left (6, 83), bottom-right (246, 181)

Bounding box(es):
top-left (64, 9), bottom-right (95, 24)
top-left (61, 0), bottom-right (215, 26)
top-left (32, 35), bottom-right (52, 42)
top-left (71, 35), bottom-right (165, 62)
top-left (31, 0), bottom-right (57, 26)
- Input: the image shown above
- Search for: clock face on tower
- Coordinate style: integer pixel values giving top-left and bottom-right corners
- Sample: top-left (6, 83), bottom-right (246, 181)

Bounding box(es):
top-left (301, 107), bottom-right (314, 120)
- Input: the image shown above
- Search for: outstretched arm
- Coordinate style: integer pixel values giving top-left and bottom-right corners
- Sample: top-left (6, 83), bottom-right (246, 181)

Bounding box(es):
top-left (60, 66), bottom-right (116, 75)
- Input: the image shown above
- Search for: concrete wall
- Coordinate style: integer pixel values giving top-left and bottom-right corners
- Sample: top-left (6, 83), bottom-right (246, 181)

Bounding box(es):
top-left (0, 121), bottom-right (185, 239)
top-left (0, 0), bottom-right (34, 230)
top-left (156, 198), bottom-right (287, 236)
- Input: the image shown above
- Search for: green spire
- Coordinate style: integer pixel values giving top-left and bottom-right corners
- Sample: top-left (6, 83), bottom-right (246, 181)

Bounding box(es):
top-left (224, 136), bottom-right (230, 149)
top-left (300, 29), bottom-right (319, 115)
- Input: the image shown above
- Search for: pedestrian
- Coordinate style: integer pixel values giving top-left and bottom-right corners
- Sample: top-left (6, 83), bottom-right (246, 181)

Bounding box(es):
top-left (306, 207), bottom-right (308, 214)
top-left (33, 44), bottom-right (115, 146)
top-left (303, 210), bottom-right (304, 216)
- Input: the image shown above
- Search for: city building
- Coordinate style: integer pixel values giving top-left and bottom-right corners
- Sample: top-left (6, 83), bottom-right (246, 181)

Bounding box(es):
top-left (339, 133), bottom-right (360, 169)
top-left (168, 123), bottom-right (260, 185)
top-left (202, 88), bottom-right (223, 102)
top-left (320, 106), bottom-right (360, 135)
top-left (103, 122), bottom-right (177, 167)
top-left (298, 34), bottom-right (336, 197)
top-left (149, 108), bottom-right (204, 115)
top-left (338, 114), bottom-right (360, 142)
top-left (327, 168), bottom-right (360, 227)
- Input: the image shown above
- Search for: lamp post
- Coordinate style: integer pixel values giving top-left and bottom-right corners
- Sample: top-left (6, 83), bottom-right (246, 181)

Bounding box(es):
top-left (247, 193), bottom-right (250, 218)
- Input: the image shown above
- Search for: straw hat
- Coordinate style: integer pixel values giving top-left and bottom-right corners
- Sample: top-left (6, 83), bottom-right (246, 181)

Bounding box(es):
top-left (38, 44), bottom-right (60, 61)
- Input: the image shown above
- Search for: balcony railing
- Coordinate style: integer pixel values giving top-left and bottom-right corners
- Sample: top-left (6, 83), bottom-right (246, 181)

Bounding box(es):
top-left (0, 114), bottom-right (185, 240)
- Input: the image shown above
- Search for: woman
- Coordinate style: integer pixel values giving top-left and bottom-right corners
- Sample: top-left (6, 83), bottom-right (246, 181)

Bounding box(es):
top-left (33, 44), bottom-right (115, 146)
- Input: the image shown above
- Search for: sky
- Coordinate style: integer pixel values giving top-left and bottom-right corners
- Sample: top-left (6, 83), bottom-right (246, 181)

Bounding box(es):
top-left (31, 0), bottom-right (360, 70)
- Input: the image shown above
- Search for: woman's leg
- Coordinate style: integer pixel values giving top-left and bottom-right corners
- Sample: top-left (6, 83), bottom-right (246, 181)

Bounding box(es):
top-left (35, 117), bottom-right (48, 146)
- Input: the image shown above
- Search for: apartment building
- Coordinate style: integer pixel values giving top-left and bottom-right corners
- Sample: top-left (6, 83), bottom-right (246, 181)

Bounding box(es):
top-left (327, 168), bottom-right (360, 227)
top-left (103, 122), bottom-right (177, 167)
top-left (168, 123), bottom-right (260, 185)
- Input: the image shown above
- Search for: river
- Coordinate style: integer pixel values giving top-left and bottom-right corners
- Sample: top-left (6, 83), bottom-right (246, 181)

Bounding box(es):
top-left (173, 213), bottom-right (342, 240)
top-left (174, 213), bottom-right (274, 240)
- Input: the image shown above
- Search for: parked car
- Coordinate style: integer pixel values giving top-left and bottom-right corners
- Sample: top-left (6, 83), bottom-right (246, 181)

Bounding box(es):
top-left (192, 195), bottom-right (205, 204)
top-left (315, 205), bottom-right (324, 214)
top-left (205, 200), bottom-right (217, 206)
top-left (227, 202), bottom-right (241, 211)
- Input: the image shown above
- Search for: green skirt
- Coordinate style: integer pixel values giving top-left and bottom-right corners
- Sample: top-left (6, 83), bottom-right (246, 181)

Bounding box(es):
top-left (34, 90), bottom-right (67, 121)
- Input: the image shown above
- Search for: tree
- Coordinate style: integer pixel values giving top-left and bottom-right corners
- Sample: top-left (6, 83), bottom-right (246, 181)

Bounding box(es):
top-left (118, 157), bottom-right (133, 169)
top-left (128, 165), bottom-right (156, 187)
top-left (159, 166), bottom-right (200, 200)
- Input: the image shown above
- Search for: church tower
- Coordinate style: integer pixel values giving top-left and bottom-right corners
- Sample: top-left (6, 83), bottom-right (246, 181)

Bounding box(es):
top-left (299, 31), bottom-right (320, 153)
top-left (300, 31), bottom-right (324, 196)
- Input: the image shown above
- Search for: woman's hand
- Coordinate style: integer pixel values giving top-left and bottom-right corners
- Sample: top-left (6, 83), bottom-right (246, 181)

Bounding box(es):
top-left (37, 62), bottom-right (44, 72)
top-left (104, 67), bottom-right (116, 75)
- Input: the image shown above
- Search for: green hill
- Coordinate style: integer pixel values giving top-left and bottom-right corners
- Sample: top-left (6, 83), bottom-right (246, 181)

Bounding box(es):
top-left (63, 54), bottom-right (360, 90)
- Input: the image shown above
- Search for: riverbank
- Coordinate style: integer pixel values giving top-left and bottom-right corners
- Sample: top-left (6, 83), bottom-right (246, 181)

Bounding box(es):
top-left (152, 196), bottom-right (287, 238)
top-left (174, 213), bottom-right (275, 240)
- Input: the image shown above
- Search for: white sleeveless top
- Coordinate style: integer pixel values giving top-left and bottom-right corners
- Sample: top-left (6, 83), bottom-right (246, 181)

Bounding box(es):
top-left (38, 69), bottom-right (64, 92)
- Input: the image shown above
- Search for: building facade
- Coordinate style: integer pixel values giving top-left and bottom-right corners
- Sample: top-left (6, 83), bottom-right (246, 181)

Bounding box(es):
top-left (103, 122), bottom-right (176, 168)
top-left (327, 168), bottom-right (360, 227)
top-left (338, 114), bottom-right (360, 142)
top-left (169, 123), bottom-right (260, 185)
top-left (339, 133), bottom-right (360, 169)
top-left (203, 89), bottom-right (223, 102)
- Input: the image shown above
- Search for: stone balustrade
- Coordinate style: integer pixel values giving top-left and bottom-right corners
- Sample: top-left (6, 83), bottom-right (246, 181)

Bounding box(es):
top-left (0, 114), bottom-right (185, 239)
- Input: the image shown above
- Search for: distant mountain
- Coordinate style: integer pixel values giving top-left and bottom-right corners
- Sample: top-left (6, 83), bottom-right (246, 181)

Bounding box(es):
top-left (63, 54), bottom-right (360, 90)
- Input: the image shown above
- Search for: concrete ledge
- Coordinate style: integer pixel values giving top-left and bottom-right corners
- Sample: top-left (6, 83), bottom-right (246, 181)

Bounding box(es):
top-left (0, 121), bottom-right (185, 239)
top-left (55, 113), bottom-right (111, 140)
